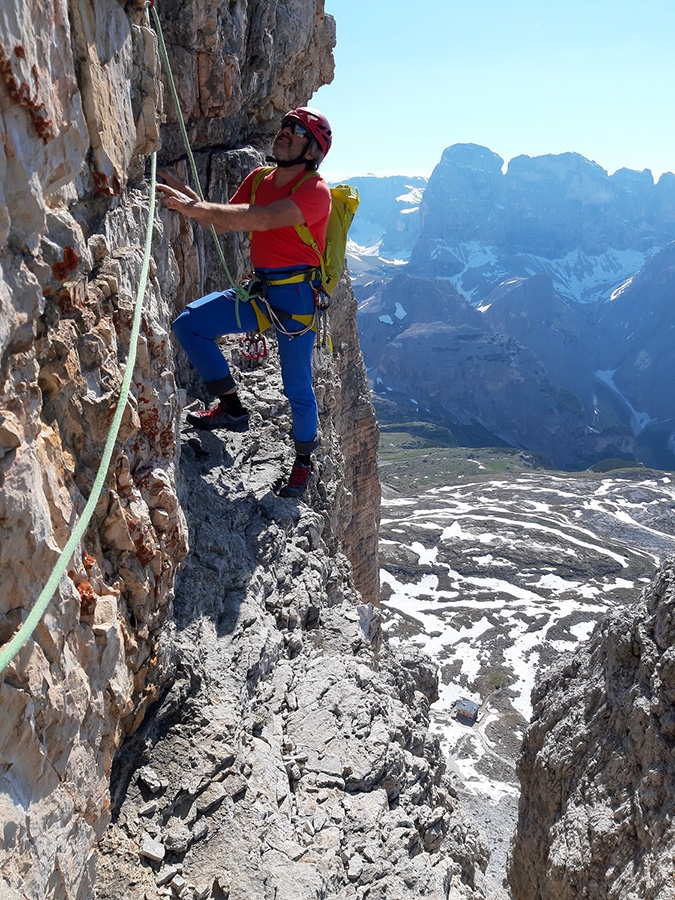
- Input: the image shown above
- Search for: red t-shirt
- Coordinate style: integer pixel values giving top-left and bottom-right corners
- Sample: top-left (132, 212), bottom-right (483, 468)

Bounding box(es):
top-left (231, 168), bottom-right (332, 269)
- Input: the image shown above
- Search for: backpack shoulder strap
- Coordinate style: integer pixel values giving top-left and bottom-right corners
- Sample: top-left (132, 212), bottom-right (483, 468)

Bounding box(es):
top-left (287, 171), bottom-right (324, 266)
top-left (248, 166), bottom-right (274, 240)
top-left (249, 166), bottom-right (275, 204)
top-left (289, 170), bottom-right (321, 195)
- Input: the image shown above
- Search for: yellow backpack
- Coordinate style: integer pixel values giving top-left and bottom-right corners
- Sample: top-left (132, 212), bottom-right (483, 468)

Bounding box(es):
top-left (249, 167), bottom-right (360, 296)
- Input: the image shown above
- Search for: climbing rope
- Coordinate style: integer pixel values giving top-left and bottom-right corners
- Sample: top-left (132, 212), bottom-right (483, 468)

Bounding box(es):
top-left (0, 155), bottom-right (159, 676)
top-left (148, 1), bottom-right (255, 327)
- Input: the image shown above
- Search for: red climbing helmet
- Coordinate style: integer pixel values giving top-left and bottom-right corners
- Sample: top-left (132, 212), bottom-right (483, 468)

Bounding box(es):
top-left (284, 107), bottom-right (333, 157)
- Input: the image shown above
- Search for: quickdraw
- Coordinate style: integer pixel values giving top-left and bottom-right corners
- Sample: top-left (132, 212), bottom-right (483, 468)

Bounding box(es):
top-left (311, 308), bottom-right (333, 376)
top-left (316, 309), bottom-right (333, 356)
top-left (315, 288), bottom-right (331, 312)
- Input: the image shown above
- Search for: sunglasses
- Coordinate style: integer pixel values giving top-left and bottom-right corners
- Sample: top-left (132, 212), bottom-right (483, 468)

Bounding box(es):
top-left (280, 118), bottom-right (310, 138)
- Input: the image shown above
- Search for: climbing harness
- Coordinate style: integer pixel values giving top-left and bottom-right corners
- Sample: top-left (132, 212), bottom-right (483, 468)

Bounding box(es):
top-left (0, 154), bottom-right (159, 675)
top-left (245, 268), bottom-right (321, 339)
top-left (257, 267), bottom-right (321, 288)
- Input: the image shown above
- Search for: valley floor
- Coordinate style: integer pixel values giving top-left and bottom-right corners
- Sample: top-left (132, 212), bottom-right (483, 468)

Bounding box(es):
top-left (378, 451), bottom-right (675, 896)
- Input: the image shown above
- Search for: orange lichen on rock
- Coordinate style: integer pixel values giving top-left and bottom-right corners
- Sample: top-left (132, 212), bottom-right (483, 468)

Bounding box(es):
top-left (0, 44), bottom-right (55, 141)
top-left (92, 171), bottom-right (123, 197)
top-left (52, 246), bottom-right (80, 281)
top-left (77, 581), bottom-right (97, 617)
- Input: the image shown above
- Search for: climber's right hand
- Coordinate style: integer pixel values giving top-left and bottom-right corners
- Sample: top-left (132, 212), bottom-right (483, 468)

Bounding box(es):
top-left (157, 169), bottom-right (200, 202)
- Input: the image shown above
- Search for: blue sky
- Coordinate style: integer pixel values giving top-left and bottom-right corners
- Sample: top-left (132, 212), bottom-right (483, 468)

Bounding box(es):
top-left (313, 0), bottom-right (675, 183)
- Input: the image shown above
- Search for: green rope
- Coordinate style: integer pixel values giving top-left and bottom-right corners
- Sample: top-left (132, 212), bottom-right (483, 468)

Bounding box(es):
top-left (0, 155), bottom-right (159, 676)
top-left (148, 2), bottom-right (254, 327)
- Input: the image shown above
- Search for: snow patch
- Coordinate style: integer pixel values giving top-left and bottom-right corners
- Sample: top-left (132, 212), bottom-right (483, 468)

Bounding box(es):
top-left (396, 186), bottom-right (425, 205)
top-left (442, 243), bottom-right (657, 305)
top-left (379, 472), bottom-right (675, 804)
top-left (411, 541), bottom-right (439, 566)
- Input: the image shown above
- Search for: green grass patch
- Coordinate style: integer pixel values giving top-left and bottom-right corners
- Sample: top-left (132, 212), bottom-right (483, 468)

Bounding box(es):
top-left (476, 670), bottom-right (513, 694)
top-left (379, 441), bottom-right (543, 493)
top-left (588, 457), bottom-right (645, 473)
top-left (374, 400), bottom-right (666, 493)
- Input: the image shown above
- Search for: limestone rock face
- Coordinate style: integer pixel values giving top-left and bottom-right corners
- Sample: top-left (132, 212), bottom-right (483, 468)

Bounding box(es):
top-left (413, 143), bottom-right (505, 262)
top-left (599, 243), bottom-right (675, 426)
top-left (346, 173), bottom-right (427, 259)
top-left (356, 151), bottom-right (675, 468)
top-left (154, 0), bottom-right (336, 160)
top-left (0, 1), bottom-right (337, 898)
top-left (1, 5), bottom-right (186, 899)
top-left (509, 555), bottom-right (675, 900)
top-left (358, 273), bottom-right (635, 470)
top-left (326, 276), bottom-right (381, 603)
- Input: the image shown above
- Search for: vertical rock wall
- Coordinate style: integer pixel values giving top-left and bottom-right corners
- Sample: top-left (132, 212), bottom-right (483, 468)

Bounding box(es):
top-left (326, 276), bottom-right (381, 603)
top-left (1, 4), bottom-right (184, 898)
top-left (0, 0), bottom-right (494, 897)
top-left (509, 556), bottom-right (675, 900)
top-left (0, 1), bottom-right (339, 898)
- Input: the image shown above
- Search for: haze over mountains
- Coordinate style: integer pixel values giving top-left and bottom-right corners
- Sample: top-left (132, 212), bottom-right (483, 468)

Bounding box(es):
top-left (349, 145), bottom-right (675, 470)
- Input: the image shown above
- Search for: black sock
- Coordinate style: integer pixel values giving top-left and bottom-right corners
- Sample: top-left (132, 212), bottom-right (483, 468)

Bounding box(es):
top-left (296, 453), bottom-right (311, 467)
top-left (220, 393), bottom-right (246, 416)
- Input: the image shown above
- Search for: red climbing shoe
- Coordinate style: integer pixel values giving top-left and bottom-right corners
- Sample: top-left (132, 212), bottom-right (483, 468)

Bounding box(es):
top-left (186, 402), bottom-right (249, 432)
top-left (279, 460), bottom-right (312, 498)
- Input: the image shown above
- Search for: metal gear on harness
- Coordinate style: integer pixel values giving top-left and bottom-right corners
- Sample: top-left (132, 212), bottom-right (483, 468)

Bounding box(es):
top-left (240, 331), bottom-right (268, 367)
top-left (312, 307), bottom-right (333, 376)
top-left (315, 288), bottom-right (331, 312)
top-left (258, 298), bottom-right (317, 339)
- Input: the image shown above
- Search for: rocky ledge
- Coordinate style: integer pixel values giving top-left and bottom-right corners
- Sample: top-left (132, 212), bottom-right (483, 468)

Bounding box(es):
top-left (94, 326), bottom-right (489, 900)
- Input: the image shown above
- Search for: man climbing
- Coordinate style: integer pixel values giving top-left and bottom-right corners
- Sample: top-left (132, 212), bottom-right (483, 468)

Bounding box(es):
top-left (156, 107), bottom-right (333, 499)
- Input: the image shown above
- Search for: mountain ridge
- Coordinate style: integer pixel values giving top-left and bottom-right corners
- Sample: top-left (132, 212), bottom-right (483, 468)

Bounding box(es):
top-left (349, 145), bottom-right (675, 470)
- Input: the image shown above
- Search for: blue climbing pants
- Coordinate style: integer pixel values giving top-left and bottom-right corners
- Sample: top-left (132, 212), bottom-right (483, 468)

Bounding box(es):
top-left (172, 269), bottom-right (318, 454)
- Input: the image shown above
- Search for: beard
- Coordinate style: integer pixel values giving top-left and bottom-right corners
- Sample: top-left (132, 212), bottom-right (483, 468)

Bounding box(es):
top-left (272, 134), bottom-right (308, 164)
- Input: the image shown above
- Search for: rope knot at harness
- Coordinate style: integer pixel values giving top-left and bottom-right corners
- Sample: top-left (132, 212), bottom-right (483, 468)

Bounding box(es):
top-left (234, 283), bottom-right (254, 303)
